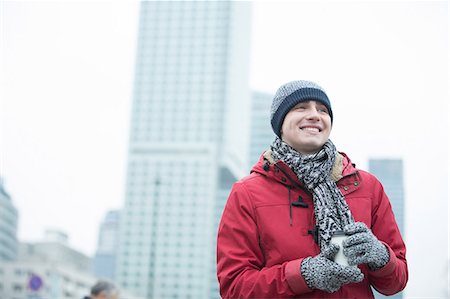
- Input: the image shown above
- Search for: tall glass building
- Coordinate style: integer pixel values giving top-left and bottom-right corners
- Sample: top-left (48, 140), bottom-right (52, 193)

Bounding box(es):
top-left (0, 177), bottom-right (18, 261)
top-left (249, 91), bottom-right (275, 166)
top-left (116, 2), bottom-right (252, 298)
top-left (369, 159), bottom-right (405, 234)
top-left (93, 210), bottom-right (120, 281)
top-left (369, 159), bottom-right (405, 299)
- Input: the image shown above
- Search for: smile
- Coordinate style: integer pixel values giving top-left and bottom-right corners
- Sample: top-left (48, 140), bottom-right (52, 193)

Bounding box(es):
top-left (300, 126), bottom-right (321, 132)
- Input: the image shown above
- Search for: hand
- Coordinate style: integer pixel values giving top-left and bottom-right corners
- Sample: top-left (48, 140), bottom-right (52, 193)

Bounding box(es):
top-left (301, 243), bottom-right (364, 293)
top-left (343, 222), bottom-right (390, 270)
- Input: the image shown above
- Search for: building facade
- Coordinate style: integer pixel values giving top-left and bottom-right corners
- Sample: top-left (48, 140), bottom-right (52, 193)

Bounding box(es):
top-left (0, 177), bottom-right (18, 261)
top-left (93, 210), bottom-right (120, 281)
top-left (368, 159), bottom-right (405, 299)
top-left (116, 2), bottom-right (252, 298)
top-left (368, 159), bottom-right (405, 235)
top-left (249, 91), bottom-right (275, 166)
top-left (0, 231), bottom-right (96, 299)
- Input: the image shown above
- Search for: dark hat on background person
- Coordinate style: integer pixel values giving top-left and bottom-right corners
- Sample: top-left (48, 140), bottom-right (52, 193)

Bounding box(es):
top-left (270, 80), bottom-right (333, 138)
top-left (90, 280), bottom-right (117, 297)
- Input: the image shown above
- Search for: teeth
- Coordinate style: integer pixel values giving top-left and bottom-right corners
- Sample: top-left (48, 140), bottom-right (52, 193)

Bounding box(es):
top-left (301, 127), bottom-right (320, 132)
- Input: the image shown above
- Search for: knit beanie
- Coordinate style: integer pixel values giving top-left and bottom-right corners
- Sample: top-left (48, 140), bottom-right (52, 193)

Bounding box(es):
top-left (270, 80), bottom-right (333, 138)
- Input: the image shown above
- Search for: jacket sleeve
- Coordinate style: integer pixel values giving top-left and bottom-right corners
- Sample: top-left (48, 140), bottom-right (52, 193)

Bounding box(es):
top-left (216, 182), bottom-right (312, 298)
top-left (368, 177), bottom-right (408, 295)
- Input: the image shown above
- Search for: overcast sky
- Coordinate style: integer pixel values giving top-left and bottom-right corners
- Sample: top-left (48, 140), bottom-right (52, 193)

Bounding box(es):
top-left (1, 1), bottom-right (448, 297)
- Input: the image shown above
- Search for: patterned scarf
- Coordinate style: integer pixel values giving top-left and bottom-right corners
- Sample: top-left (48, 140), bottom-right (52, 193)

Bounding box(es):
top-left (270, 137), bottom-right (354, 250)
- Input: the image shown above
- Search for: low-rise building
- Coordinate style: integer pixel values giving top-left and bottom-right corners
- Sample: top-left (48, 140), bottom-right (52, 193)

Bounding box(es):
top-left (0, 230), bottom-right (96, 299)
top-left (0, 177), bottom-right (18, 261)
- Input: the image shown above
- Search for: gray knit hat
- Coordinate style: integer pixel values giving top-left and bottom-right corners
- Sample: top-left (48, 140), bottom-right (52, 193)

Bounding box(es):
top-left (270, 80), bottom-right (333, 137)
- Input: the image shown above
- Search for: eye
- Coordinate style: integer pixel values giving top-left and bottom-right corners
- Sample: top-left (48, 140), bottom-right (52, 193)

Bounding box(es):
top-left (317, 105), bottom-right (329, 114)
top-left (294, 104), bottom-right (306, 110)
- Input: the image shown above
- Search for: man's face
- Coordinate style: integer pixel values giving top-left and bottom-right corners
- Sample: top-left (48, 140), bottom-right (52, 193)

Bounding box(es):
top-left (280, 100), bottom-right (332, 154)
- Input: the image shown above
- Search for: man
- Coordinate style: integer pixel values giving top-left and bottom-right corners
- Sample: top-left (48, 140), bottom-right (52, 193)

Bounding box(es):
top-left (83, 280), bottom-right (119, 299)
top-left (216, 80), bottom-right (408, 298)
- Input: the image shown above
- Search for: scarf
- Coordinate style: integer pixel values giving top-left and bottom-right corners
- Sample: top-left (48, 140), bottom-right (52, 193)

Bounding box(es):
top-left (270, 137), bottom-right (354, 250)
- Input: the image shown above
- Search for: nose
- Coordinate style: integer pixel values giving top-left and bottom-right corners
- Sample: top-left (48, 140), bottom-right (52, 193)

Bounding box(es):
top-left (305, 107), bottom-right (320, 121)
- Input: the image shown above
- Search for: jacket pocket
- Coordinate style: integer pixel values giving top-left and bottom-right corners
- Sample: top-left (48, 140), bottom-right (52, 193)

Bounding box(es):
top-left (256, 204), bottom-right (318, 265)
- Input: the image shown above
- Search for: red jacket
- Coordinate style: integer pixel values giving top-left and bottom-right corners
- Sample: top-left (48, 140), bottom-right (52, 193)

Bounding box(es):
top-left (217, 152), bottom-right (408, 298)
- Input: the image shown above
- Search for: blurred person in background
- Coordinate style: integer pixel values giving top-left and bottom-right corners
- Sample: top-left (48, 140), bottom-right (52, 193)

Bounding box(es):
top-left (216, 80), bottom-right (408, 298)
top-left (83, 280), bottom-right (119, 299)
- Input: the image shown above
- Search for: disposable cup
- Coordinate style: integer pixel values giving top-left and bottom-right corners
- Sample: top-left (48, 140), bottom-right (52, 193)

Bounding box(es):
top-left (330, 230), bottom-right (352, 267)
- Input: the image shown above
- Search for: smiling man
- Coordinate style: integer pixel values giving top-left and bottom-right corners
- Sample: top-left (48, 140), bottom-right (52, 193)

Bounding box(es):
top-left (216, 80), bottom-right (408, 298)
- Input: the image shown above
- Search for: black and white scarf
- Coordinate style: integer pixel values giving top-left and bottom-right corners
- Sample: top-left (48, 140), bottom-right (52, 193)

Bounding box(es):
top-left (270, 137), bottom-right (354, 250)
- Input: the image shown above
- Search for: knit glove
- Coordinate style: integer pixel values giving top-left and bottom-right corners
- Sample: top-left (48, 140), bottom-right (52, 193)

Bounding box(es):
top-left (300, 243), bottom-right (364, 293)
top-left (343, 222), bottom-right (390, 270)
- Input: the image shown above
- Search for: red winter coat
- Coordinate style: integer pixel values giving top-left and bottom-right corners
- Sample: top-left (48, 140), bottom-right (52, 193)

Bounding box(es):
top-left (217, 151), bottom-right (408, 298)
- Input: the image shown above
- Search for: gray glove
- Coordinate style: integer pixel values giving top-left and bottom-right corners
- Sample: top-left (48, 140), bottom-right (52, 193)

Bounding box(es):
top-left (300, 243), bottom-right (364, 293)
top-left (343, 222), bottom-right (390, 270)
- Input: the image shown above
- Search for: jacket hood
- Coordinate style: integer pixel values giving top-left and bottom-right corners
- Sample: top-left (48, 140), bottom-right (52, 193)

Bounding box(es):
top-left (250, 150), bottom-right (357, 187)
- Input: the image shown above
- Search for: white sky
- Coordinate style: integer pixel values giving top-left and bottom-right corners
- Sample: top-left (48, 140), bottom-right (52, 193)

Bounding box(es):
top-left (1, 1), bottom-right (448, 297)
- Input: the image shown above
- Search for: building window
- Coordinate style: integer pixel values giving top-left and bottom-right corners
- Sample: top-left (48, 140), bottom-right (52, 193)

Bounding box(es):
top-left (13, 284), bottom-right (23, 292)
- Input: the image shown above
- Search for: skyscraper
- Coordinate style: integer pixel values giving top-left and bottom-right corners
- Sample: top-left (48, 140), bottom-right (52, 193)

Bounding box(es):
top-left (116, 2), bottom-right (252, 298)
top-left (0, 177), bottom-right (18, 261)
top-left (369, 159), bottom-right (405, 234)
top-left (93, 210), bottom-right (120, 281)
top-left (249, 91), bottom-right (275, 166)
top-left (369, 159), bottom-right (405, 299)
